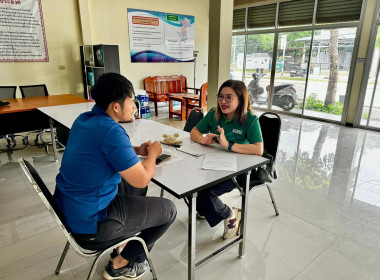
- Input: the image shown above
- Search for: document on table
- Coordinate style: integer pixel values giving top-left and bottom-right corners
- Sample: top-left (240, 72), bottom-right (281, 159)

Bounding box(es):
top-left (201, 152), bottom-right (237, 172)
top-left (176, 144), bottom-right (215, 157)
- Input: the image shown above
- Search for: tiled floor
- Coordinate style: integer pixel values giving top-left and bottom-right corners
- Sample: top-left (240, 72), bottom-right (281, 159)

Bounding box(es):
top-left (1, 111), bottom-right (380, 280)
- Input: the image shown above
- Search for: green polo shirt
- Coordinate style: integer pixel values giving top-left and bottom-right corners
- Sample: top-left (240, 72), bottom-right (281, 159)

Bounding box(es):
top-left (196, 108), bottom-right (263, 144)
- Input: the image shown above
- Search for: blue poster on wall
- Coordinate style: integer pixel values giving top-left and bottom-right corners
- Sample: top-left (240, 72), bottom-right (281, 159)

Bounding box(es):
top-left (127, 8), bottom-right (195, 63)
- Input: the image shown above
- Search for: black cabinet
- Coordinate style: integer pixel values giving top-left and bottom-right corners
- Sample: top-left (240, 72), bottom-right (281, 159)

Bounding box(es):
top-left (80, 44), bottom-right (120, 99)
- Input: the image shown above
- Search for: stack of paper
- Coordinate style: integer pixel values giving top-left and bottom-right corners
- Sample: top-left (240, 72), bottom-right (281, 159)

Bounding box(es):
top-left (201, 152), bottom-right (237, 171)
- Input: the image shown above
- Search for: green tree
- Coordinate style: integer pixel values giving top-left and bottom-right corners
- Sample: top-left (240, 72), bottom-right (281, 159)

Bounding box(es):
top-left (376, 28), bottom-right (380, 49)
top-left (325, 29), bottom-right (339, 106)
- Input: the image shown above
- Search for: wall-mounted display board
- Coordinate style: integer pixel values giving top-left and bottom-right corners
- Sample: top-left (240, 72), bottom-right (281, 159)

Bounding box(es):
top-left (0, 0), bottom-right (48, 62)
top-left (127, 8), bottom-right (194, 63)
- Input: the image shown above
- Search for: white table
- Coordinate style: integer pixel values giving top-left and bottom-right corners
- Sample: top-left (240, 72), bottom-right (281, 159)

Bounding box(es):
top-left (38, 102), bottom-right (95, 161)
top-left (38, 103), bottom-right (269, 280)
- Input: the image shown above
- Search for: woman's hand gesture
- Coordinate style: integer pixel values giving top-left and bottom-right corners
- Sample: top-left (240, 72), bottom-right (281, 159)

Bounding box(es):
top-left (217, 126), bottom-right (228, 148)
top-left (201, 133), bottom-right (218, 145)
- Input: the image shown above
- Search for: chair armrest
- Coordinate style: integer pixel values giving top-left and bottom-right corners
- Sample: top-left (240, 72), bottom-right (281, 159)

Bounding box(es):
top-left (145, 91), bottom-right (168, 96)
top-left (183, 96), bottom-right (199, 102)
top-left (186, 87), bottom-right (200, 95)
top-left (144, 90), bottom-right (156, 94)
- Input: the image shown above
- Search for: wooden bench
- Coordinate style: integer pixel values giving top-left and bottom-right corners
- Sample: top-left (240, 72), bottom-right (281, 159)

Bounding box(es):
top-left (144, 75), bottom-right (194, 117)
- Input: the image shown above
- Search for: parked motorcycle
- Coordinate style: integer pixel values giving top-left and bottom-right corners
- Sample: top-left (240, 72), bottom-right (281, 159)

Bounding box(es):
top-left (247, 73), bottom-right (298, 111)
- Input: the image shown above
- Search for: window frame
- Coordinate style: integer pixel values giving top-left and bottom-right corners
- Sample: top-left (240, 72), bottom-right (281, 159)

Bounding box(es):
top-left (354, 0), bottom-right (380, 130)
top-left (233, 0), bottom-right (367, 125)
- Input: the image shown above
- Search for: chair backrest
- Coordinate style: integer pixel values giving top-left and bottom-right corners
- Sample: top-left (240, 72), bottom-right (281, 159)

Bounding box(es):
top-left (259, 112), bottom-right (281, 162)
top-left (18, 157), bottom-right (106, 255)
top-left (20, 84), bottom-right (49, 98)
top-left (0, 86), bottom-right (16, 99)
top-left (143, 75), bottom-right (187, 94)
top-left (18, 158), bottom-right (71, 233)
top-left (183, 107), bottom-right (204, 132)
top-left (199, 82), bottom-right (208, 107)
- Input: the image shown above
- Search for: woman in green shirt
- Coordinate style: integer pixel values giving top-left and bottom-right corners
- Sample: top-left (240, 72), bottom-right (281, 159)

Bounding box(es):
top-left (190, 80), bottom-right (263, 239)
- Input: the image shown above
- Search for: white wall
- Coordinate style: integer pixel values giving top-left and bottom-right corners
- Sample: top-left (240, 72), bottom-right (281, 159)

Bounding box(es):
top-left (88, 0), bottom-right (209, 89)
top-left (0, 0), bottom-right (83, 98)
top-left (0, 0), bottom-right (209, 98)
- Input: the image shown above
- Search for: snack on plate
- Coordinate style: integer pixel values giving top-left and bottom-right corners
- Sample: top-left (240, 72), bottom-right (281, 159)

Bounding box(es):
top-left (160, 133), bottom-right (183, 145)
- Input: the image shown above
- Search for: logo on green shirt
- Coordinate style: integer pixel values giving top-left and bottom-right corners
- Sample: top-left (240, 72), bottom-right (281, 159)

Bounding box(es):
top-left (232, 129), bottom-right (243, 135)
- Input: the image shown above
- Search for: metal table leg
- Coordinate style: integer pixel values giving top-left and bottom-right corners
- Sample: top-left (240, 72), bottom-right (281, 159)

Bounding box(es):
top-left (239, 170), bottom-right (251, 257)
top-left (187, 192), bottom-right (197, 280)
top-left (49, 118), bottom-right (58, 162)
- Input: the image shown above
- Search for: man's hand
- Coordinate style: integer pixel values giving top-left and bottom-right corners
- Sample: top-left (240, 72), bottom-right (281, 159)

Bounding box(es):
top-left (201, 133), bottom-right (218, 145)
top-left (139, 141), bottom-right (151, 156)
top-left (147, 141), bottom-right (162, 157)
top-left (217, 126), bottom-right (228, 148)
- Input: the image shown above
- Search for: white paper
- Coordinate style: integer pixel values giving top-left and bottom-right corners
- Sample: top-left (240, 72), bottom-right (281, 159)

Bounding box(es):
top-left (201, 153), bottom-right (237, 172)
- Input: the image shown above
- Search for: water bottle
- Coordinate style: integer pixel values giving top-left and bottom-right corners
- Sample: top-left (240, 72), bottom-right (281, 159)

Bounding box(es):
top-left (87, 69), bottom-right (95, 86)
top-left (146, 106), bottom-right (150, 118)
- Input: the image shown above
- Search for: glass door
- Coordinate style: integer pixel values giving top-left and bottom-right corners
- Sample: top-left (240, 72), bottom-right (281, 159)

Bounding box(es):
top-left (245, 33), bottom-right (275, 110)
top-left (361, 26), bottom-right (380, 129)
top-left (273, 31), bottom-right (312, 113)
top-left (304, 28), bottom-right (357, 122)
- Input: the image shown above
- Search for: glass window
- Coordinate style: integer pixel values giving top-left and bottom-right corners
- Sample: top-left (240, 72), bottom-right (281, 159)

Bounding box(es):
top-left (233, 9), bottom-right (246, 31)
top-left (316, 0), bottom-right (363, 24)
top-left (304, 28), bottom-right (356, 121)
top-left (279, 0), bottom-right (314, 27)
top-left (273, 31), bottom-right (312, 112)
top-left (361, 26), bottom-right (380, 128)
top-left (232, 1), bottom-right (362, 123)
top-left (230, 35), bottom-right (245, 81)
top-left (247, 4), bottom-right (277, 30)
top-left (245, 34), bottom-right (274, 109)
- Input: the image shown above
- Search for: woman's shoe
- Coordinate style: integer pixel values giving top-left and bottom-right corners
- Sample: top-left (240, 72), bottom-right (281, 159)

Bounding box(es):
top-left (223, 207), bottom-right (241, 239)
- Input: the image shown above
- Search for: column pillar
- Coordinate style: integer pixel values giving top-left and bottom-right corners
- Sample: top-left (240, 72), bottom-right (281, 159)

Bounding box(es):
top-left (207, 0), bottom-right (234, 110)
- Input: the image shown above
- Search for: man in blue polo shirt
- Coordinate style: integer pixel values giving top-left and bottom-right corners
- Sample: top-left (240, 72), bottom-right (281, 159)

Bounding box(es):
top-left (54, 73), bottom-right (177, 280)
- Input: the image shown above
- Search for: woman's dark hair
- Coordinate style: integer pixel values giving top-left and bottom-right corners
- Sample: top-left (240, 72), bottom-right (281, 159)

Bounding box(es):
top-left (90, 73), bottom-right (134, 111)
top-left (215, 80), bottom-right (252, 125)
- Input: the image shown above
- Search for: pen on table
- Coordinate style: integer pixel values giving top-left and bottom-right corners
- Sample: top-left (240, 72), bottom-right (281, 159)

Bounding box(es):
top-left (161, 142), bottom-right (181, 148)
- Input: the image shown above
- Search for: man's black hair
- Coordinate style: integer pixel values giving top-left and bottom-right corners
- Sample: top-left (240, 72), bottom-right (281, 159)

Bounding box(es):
top-left (90, 73), bottom-right (134, 111)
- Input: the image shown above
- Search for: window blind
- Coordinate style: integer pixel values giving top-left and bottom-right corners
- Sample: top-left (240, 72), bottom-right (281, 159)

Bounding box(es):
top-left (247, 4), bottom-right (277, 29)
top-left (279, 0), bottom-right (315, 26)
top-left (316, 0), bottom-right (363, 23)
top-left (233, 8), bottom-right (246, 30)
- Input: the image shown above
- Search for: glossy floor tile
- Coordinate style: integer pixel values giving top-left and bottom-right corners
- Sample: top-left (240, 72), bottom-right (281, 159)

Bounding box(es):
top-left (1, 112), bottom-right (380, 280)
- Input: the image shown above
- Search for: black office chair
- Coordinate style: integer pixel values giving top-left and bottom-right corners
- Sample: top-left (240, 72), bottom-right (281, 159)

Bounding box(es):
top-left (19, 84), bottom-right (49, 98)
top-left (183, 107), bottom-right (204, 132)
top-left (232, 112), bottom-right (281, 216)
top-left (0, 86), bottom-right (17, 99)
top-left (0, 86), bottom-right (28, 150)
top-left (18, 157), bottom-right (158, 280)
top-left (19, 84), bottom-right (57, 149)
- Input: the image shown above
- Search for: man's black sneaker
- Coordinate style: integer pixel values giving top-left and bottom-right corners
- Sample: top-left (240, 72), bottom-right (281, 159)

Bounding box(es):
top-left (103, 260), bottom-right (148, 280)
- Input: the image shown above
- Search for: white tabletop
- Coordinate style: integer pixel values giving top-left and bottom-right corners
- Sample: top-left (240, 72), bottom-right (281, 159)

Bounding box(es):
top-left (38, 103), bottom-right (268, 198)
top-left (38, 102), bottom-right (95, 128)
top-left (122, 120), bottom-right (268, 198)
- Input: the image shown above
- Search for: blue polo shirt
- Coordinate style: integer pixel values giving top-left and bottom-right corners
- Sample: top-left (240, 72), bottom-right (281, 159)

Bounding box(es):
top-left (54, 105), bottom-right (139, 234)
